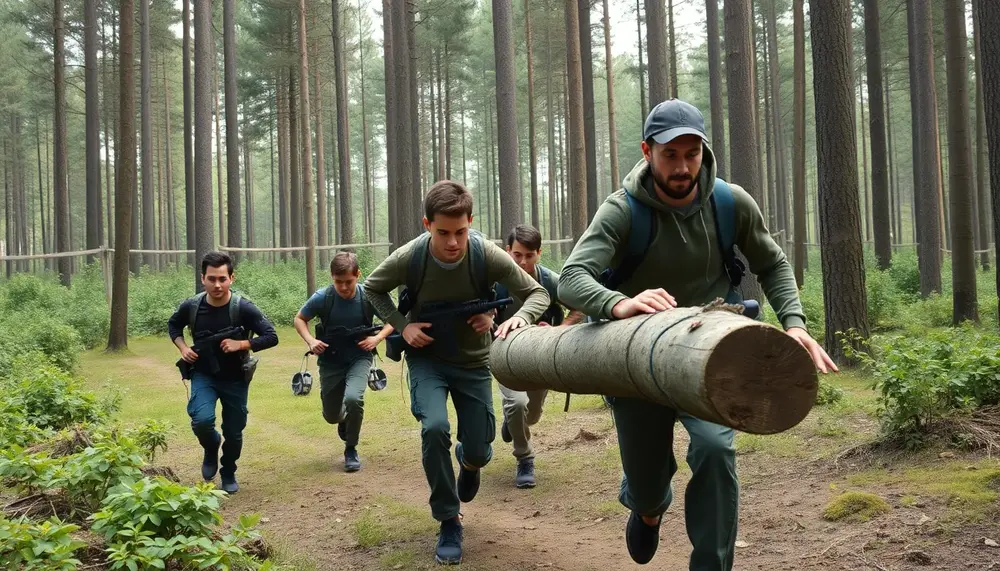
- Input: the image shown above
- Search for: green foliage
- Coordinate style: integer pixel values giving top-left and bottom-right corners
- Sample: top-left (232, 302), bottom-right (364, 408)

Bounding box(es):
top-left (56, 438), bottom-right (146, 512)
top-left (815, 380), bottom-right (845, 406)
top-left (0, 447), bottom-right (64, 495)
top-left (91, 477), bottom-right (225, 542)
top-left (126, 267), bottom-right (191, 336)
top-left (887, 253), bottom-right (922, 298)
top-left (843, 326), bottom-right (1000, 447)
top-left (864, 264), bottom-right (902, 331)
top-left (0, 354), bottom-right (108, 432)
top-left (0, 310), bottom-right (83, 373)
top-left (125, 419), bottom-right (172, 462)
top-left (0, 517), bottom-right (87, 570)
top-left (821, 491), bottom-right (891, 522)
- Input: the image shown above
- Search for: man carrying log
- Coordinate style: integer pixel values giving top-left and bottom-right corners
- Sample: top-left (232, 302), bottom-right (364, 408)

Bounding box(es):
top-left (493, 224), bottom-right (584, 489)
top-left (363, 181), bottom-right (550, 565)
top-left (557, 98), bottom-right (837, 568)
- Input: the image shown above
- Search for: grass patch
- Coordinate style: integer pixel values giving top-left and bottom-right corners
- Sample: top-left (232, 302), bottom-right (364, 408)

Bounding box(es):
top-left (353, 496), bottom-right (438, 548)
top-left (379, 549), bottom-right (418, 569)
top-left (822, 491), bottom-right (891, 522)
top-left (845, 459), bottom-right (1000, 523)
top-left (591, 500), bottom-right (627, 519)
top-left (735, 432), bottom-right (803, 457)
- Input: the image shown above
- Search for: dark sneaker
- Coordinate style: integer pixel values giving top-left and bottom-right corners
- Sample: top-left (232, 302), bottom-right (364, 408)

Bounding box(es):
top-left (220, 472), bottom-right (240, 494)
top-left (515, 458), bottom-right (536, 489)
top-left (501, 417), bottom-right (512, 443)
top-left (455, 444), bottom-right (480, 503)
top-left (337, 421), bottom-right (347, 442)
top-left (625, 511), bottom-right (661, 564)
top-left (344, 446), bottom-right (361, 472)
top-left (434, 517), bottom-right (463, 565)
top-left (201, 440), bottom-right (220, 481)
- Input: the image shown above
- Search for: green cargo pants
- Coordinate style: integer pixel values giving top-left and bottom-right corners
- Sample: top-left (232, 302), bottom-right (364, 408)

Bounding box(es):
top-left (498, 383), bottom-right (547, 460)
top-left (318, 355), bottom-right (372, 448)
top-left (405, 355), bottom-right (495, 522)
top-left (612, 396), bottom-right (739, 571)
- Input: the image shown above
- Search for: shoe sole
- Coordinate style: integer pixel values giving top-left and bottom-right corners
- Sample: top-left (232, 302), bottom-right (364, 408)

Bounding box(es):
top-left (515, 481), bottom-right (536, 489)
top-left (434, 555), bottom-right (462, 565)
top-left (344, 465), bottom-right (361, 473)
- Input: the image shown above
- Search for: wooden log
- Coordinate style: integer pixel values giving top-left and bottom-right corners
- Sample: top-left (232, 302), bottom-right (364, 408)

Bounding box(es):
top-left (489, 299), bottom-right (818, 434)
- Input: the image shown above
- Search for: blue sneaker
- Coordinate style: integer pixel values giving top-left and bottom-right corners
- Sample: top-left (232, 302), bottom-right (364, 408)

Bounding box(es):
top-left (455, 444), bottom-right (480, 503)
top-left (344, 446), bottom-right (361, 472)
top-left (201, 436), bottom-right (220, 481)
top-left (434, 517), bottom-right (463, 565)
top-left (220, 472), bottom-right (239, 494)
top-left (625, 511), bottom-right (661, 564)
top-left (515, 458), bottom-right (536, 489)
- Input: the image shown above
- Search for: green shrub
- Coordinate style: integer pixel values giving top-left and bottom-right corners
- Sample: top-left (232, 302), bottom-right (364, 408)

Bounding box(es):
top-left (888, 253), bottom-right (921, 297)
top-left (91, 477), bottom-right (226, 541)
top-left (125, 419), bottom-right (172, 462)
top-left (0, 516), bottom-right (87, 570)
top-left (0, 310), bottom-right (83, 373)
top-left (56, 438), bottom-right (146, 512)
top-left (1, 355), bottom-right (107, 431)
top-left (815, 380), bottom-right (845, 406)
top-left (864, 264), bottom-right (902, 330)
top-left (127, 266), bottom-right (191, 336)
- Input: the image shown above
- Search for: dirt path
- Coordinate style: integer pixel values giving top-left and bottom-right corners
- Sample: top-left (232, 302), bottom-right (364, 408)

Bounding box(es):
top-left (79, 335), bottom-right (1000, 571)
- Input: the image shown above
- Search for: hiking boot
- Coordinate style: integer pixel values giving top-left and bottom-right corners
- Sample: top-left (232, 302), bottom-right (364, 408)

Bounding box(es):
top-left (515, 458), bottom-right (536, 489)
top-left (625, 511), bottom-right (661, 564)
top-left (201, 439), bottom-right (220, 481)
top-left (344, 446), bottom-right (361, 472)
top-left (337, 421), bottom-right (347, 442)
top-left (455, 444), bottom-right (480, 503)
top-left (501, 417), bottom-right (512, 443)
top-left (434, 517), bottom-right (463, 565)
top-left (220, 472), bottom-right (240, 494)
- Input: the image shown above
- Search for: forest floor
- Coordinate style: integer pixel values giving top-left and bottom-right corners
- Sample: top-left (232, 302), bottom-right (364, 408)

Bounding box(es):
top-left (79, 328), bottom-right (1000, 571)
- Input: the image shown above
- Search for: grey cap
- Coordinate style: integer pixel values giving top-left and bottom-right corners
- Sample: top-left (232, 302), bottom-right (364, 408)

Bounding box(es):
top-left (643, 99), bottom-right (708, 145)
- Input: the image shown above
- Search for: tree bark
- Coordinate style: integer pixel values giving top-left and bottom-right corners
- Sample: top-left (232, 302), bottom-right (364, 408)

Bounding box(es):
top-left (391, 0), bottom-right (415, 242)
top-left (908, 0), bottom-right (943, 296)
top-left (223, 0), bottom-right (241, 256)
top-left (724, 0), bottom-right (764, 302)
top-left (298, 0), bottom-right (316, 295)
top-left (194, 0), bottom-right (215, 289)
top-left (382, 0), bottom-right (397, 249)
top-left (332, 0), bottom-right (353, 244)
top-left (526, 0), bottom-right (540, 228)
top-left (85, 0), bottom-right (101, 262)
top-left (566, 0), bottom-right (588, 241)
top-left (406, 3), bottom-right (421, 239)
top-left (766, 0), bottom-right (787, 239)
top-left (859, 78), bottom-right (871, 243)
top-left (183, 0), bottom-right (196, 271)
top-left (494, 0), bottom-right (523, 235)
top-left (980, 0), bottom-right (1000, 325)
top-left (811, 0), bottom-right (870, 363)
top-left (109, 0), bottom-right (136, 349)
top-left (636, 0), bottom-right (646, 121)
top-left (668, 0), bottom-right (678, 97)
top-left (140, 0), bottom-right (156, 269)
top-left (309, 43), bottom-right (327, 254)
top-left (645, 0), bottom-right (669, 105)
top-left (214, 63), bottom-right (225, 246)
top-left (943, 0), bottom-right (978, 323)
top-left (579, 0), bottom-right (598, 220)
top-left (278, 72), bottom-right (290, 255)
top-left (602, 0), bottom-right (620, 190)
top-left (102, 18), bottom-right (112, 249)
top-left (792, 0), bottom-right (806, 283)
top-left (164, 59), bottom-right (178, 260)
top-left (706, 0), bottom-right (727, 179)
top-left (359, 0), bottom-right (374, 241)
top-left (54, 0), bottom-right (70, 285)
top-left (547, 17), bottom-right (557, 239)
top-left (864, 0), bottom-right (891, 270)
top-left (972, 0), bottom-right (990, 270)
top-left (289, 62), bottom-right (301, 249)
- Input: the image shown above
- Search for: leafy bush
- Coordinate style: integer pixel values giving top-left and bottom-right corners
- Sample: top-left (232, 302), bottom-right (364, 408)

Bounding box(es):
top-left (126, 266), bottom-right (191, 336)
top-left (844, 326), bottom-right (1000, 446)
top-left (91, 477), bottom-right (226, 542)
top-left (887, 253), bottom-right (921, 297)
top-left (864, 264), bottom-right (902, 331)
top-left (0, 516), bottom-right (87, 570)
top-left (1, 355), bottom-right (108, 431)
top-left (815, 380), bottom-right (845, 406)
top-left (125, 419), bottom-right (171, 462)
top-left (0, 310), bottom-right (83, 373)
top-left (56, 438), bottom-right (146, 512)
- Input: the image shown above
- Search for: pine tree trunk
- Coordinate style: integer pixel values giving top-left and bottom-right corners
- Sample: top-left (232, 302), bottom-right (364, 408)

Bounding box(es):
top-left (668, 0), bottom-right (677, 97)
top-left (270, 98), bottom-right (276, 252)
top-left (579, 0), bottom-right (598, 220)
top-left (724, 0), bottom-right (764, 302)
top-left (359, 0), bottom-right (374, 241)
top-left (382, 0), bottom-right (398, 250)
top-left (244, 128), bottom-right (254, 250)
top-left (972, 0), bottom-right (990, 270)
top-left (908, 0), bottom-right (943, 296)
top-left (706, 0), bottom-right (727, 179)
top-left (436, 50), bottom-right (445, 182)
top-left (297, 0), bottom-right (316, 295)
top-left (636, 0), bottom-right (646, 122)
top-left (859, 78), bottom-right (871, 243)
top-left (36, 115), bottom-right (47, 257)
top-left (214, 64), bottom-right (225, 246)
top-left (526, 0), bottom-right (540, 229)
top-left (766, 0), bottom-right (787, 239)
top-left (332, 0), bottom-right (353, 244)
top-left (194, 0), bottom-right (215, 288)
top-left (140, 0), bottom-right (155, 269)
top-left (223, 0), bottom-right (241, 256)
top-left (277, 73), bottom-right (290, 256)
top-left (763, 38), bottom-right (776, 229)
top-left (183, 0), bottom-right (195, 270)
top-left (980, 0), bottom-right (1000, 324)
top-left (312, 42), bottom-right (328, 254)
top-left (602, 0), bottom-right (620, 190)
top-left (85, 0), bottom-right (101, 262)
top-left (811, 0), bottom-right (870, 362)
top-left (565, 0), bottom-right (587, 241)
top-left (102, 17), bottom-right (112, 249)
top-left (289, 62), bottom-right (301, 249)
top-left (546, 17), bottom-right (557, 239)
top-left (865, 0), bottom-right (891, 269)
top-left (53, 0), bottom-right (70, 285)
top-left (645, 0), bottom-right (669, 105)
top-left (391, 0), bottom-right (415, 242)
top-left (444, 44), bottom-right (452, 181)
top-left (164, 59), bottom-right (178, 261)
top-left (406, 2), bottom-right (421, 239)
top-left (494, 0), bottom-right (523, 233)
top-left (109, 0), bottom-right (136, 349)
top-left (944, 0), bottom-right (978, 323)
top-left (886, 66), bottom-right (901, 245)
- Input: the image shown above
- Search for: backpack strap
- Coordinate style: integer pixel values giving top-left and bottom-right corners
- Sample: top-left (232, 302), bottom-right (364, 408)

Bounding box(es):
top-left (229, 292), bottom-right (243, 326)
top-left (319, 285), bottom-right (337, 325)
top-left (600, 191), bottom-right (654, 291)
top-left (188, 292), bottom-right (207, 330)
top-left (708, 178), bottom-right (746, 288)
top-left (466, 230), bottom-right (491, 299)
top-left (405, 233), bottom-right (432, 303)
top-left (358, 282), bottom-right (374, 325)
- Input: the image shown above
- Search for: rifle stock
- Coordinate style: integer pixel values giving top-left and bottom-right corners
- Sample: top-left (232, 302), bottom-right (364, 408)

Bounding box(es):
top-left (384, 297), bottom-right (514, 362)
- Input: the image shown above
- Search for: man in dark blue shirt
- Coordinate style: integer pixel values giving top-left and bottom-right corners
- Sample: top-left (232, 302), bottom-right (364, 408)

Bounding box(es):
top-left (167, 252), bottom-right (279, 493)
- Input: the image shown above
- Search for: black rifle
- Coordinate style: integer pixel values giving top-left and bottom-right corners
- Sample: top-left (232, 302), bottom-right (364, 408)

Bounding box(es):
top-left (176, 326), bottom-right (247, 380)
top-left (314, 323), bottom-right (383, 355)
top-left (384, 297), bottom-right (514, 361)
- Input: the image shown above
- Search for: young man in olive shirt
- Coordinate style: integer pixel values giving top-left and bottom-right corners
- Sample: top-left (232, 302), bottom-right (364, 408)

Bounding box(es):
top-left (363, 181), bottom-right (550, 565)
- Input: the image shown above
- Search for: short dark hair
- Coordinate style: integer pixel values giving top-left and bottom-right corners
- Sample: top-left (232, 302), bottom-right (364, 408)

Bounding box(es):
top-left (506, 224), bottom-right (542, 251)
top-left (201, 251), bottom-right (234, 276)
top-left (330, 251), bottom-right (360, 276)
top-left (424, 180), bottom-right (474, 221)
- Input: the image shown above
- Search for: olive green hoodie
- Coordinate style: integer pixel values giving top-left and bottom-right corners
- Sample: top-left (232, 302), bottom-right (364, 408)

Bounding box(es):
top-left (557, 143), bottom-right (807, 331)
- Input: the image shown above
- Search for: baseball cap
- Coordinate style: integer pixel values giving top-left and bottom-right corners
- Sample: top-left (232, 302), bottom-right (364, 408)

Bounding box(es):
top-left (643, 99), bottom-right (708, 145)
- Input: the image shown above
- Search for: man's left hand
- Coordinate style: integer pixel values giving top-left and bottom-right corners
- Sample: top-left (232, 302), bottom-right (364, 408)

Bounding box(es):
top-left (786, 327), bottom-right (838, 374)
top-left (467, 313), bottom-right (495, 334)
top-left (494, 316), bottom-right (527, 339)
top-left (357, 336), bottom-right (380, 352)
top-left (220, 339), bottom-right (248, 353)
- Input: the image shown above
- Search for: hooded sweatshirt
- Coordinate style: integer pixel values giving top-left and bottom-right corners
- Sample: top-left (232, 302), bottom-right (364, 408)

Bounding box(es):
top-left (557, 143), bottom-right (807, 331)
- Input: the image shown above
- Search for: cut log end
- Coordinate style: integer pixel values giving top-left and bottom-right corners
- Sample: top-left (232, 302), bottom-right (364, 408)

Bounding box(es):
top-left (704, 323), bottom-right (818, 434)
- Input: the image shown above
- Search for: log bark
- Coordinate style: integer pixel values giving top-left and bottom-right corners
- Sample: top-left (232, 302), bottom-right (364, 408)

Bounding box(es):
top-left (490, 301), bottom-right (818, 434)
